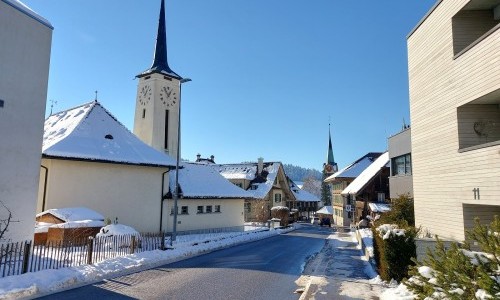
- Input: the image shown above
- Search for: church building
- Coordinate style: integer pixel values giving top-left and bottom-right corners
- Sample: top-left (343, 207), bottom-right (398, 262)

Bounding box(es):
top-left (36, 0), bottom-right (251, 234)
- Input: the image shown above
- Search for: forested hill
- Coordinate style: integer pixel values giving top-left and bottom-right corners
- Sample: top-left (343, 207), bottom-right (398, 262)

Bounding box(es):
top-left (283, 164), bottom-right (322, 182)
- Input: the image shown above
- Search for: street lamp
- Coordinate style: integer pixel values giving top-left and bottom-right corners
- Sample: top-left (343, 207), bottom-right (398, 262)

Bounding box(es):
top-left (171, 77), bottom-right (191, 245)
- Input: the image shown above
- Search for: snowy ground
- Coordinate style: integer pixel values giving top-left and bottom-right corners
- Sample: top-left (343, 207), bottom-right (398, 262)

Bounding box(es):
top-left (297, 229), bottom-right (401, 300)
top-left (0, 226), bottom-right (291, 300)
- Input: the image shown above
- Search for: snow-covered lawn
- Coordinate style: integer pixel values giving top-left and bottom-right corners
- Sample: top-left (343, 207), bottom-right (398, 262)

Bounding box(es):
top-left (0, 226), bottom-right (291, 299)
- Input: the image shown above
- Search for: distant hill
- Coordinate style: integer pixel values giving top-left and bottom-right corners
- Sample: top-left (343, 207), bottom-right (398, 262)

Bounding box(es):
top-left (283, 164), bottom-right (322, 182)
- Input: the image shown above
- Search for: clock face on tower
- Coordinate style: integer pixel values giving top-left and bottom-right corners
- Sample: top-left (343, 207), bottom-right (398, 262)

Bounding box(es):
top-left (160, 86), bottom-right (177, 107)
top-left (138, 85), bottom-right (152, 106)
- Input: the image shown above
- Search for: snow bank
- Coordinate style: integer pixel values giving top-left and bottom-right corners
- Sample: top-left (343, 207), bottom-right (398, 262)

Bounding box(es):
top-left (376, 224), bottom-right (406, 240)
top-left (0, 226), bottom-right (293, 299)
top-left (96, 224), bottom-right (139, 237)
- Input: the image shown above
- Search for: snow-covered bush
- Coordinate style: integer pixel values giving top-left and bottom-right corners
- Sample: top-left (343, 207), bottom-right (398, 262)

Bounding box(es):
top-left (405, 217), bottom-right (500, 299)
top-left (373, 223), bottom-right (417, 282)
top-left (271, 206), bottom-right (289, 227)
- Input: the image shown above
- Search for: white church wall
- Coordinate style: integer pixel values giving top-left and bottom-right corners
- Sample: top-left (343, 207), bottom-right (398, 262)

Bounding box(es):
top-left (0, 1), bottom-right (52, 243)
top-left (163, 198), bottom-right (244, 232)
top-left (38, 159), bottom-right (169, 233)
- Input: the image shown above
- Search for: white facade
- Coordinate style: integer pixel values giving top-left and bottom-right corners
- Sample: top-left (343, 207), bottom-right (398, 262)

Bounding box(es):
top-left (134, 73), bottom-right (181, 158)
top-left (164, 199), bottom-right (244, 232)
top-left (408, 0), bottom-right (500, 241)
top-left (0, 0), bottom-right (52, 242)
top-left (38, 159), bottom-right (169, 233)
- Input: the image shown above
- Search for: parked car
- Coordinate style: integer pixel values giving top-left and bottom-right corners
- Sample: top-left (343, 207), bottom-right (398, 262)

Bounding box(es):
top-left (320, 217), bottom-right (331, 227)
top-left (311, 217), bottom-right (320, 225)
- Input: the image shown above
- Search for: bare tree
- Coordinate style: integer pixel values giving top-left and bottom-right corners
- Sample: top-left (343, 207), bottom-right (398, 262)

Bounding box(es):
top-left (0, 201), bottom-right (13, 243)
top-left (301, 176), bottom-right (321, 198)
top-left (253, 199), bottom-right (270, 224)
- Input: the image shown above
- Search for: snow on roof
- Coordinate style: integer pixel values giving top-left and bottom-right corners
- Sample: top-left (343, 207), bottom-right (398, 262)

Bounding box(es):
top-left (49, 220), bottom-right (105, 229)
top-left (217, 162), bottom-right (281, 199)
top-left (3, 0), bottom-right (53, 29)
top-left (289, 181), bottom-right (320, 202)
top-left (324, 152), bottom-right (382, 182)
top-left (217, 164), bottom-right (258, 180)
top-left (36, 207), bottom-right (104, 222)
top-left (170, 163), bottom-right (253, 199)
top-left (368, 202), bottom-right (391, 213)
top-left (341, 152), bottom-right (390, 195)
top-left (43, 101), bottom-right (176, 167)
top-left (316, 206), bottom-right (333, 215)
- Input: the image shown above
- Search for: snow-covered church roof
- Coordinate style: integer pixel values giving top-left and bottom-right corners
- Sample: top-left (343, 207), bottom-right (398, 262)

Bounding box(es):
top-left (43, 101), bottom-right (176, 167)
top-left (170, 163), bottom-right (253, 199)
top-left (217, 162), bottom-right (281, 199)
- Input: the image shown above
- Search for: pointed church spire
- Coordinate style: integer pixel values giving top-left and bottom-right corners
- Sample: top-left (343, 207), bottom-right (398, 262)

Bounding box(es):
top-left (137, 0), bottom-right (182, 79)
top-left (324, 123), bottom-right (338, 174)
top-left (327, 123), bottom-right (335, 165)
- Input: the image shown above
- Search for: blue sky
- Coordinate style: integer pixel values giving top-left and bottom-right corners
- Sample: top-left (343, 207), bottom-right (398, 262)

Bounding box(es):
top-left (23, 0), bottom-right (436, 171)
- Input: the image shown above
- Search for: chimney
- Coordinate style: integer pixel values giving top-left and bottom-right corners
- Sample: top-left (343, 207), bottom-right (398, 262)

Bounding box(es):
top-left (196, 153), bottom-right (201, 161)
top-left (210, 155), bottom-right (215, 163)
top-left (257, 157), bottom-right (264, 175)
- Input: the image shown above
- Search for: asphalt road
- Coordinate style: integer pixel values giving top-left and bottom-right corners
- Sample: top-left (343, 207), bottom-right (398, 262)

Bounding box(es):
top-left (39, 225), bottom-right (332, 300)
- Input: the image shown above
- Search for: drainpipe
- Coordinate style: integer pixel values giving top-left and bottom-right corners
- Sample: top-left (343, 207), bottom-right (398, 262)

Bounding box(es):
top-left (40, 165), bottom-right (48, 211)
top-left (160, 170), bottom-right (168, 232)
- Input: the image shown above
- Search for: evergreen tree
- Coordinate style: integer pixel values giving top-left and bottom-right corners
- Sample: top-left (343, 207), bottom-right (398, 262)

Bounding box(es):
top-left (405, 216), bottom-right (500, 299)
top-left (321, 169), bottom-right (332, 206)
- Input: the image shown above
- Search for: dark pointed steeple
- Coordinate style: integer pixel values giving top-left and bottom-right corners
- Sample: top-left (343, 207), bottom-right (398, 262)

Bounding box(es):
top-left (325, 123), bottom-right (338, 173)
top-left (137, 0), bottom-right (182, 79)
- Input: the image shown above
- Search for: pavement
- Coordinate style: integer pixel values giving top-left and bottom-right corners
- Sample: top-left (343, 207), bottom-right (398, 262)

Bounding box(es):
top-left (297, 226), bottom-right (386, 300)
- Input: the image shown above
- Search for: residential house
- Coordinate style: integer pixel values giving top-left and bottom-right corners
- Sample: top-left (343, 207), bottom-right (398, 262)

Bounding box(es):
top-left (164, 163), bottom-right (252, 232)
top-left (388, 127), bottom-right (413, 199)
top-left (324, 152), bottom-right (383, 227)
top-left (217, 159), bottom-right (299, 222)
top-left (407, 0), bottom-right (500, 244)
top-left (0, 0), bottom-right (53, 242)
top-left (38, 101), bottom-right (176, 233)
top-left (341, 152), bottom-right (390, 221)
top-left (289, 180), bottom-right (321, 220)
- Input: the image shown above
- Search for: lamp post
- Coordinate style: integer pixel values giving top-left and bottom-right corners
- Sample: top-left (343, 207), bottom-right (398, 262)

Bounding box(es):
top-left (171, 77), bottom-right (191, 245)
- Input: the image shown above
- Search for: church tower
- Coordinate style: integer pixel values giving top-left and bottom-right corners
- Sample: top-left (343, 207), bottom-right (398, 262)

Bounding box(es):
top-left (134, 0), bottom-right (182, 158)
top-left (324, 124), bottom-right (338, 174)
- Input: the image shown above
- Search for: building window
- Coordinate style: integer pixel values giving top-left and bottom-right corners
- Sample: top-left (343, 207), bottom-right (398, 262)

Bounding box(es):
top-left (215, 205), bottom-right (221, 213)
top-left (244, 202), bottom-right (251, 213)
top-left (142, 108), bottom-right (146, 119)
top-left (274, 193), bottom-right (282, 203)
top-left (377, 193), bottom-right (385, 202)
top-left (452, 1), bottom-right (500, 57)
top-left (206, 205), bottom-right (212, 213)
top-left (457, 93), bottom-right (500, 151)
top-left (197, 206), bottom-right (203, 214)
top-left (181, 206), bottom-right (188, 214)
top-left (391, 154), bottom-right (412, 176)
top-left (234, 182), bottom-right (243, 188)
top-left (250, 184), bottom-right (258, 190)
top-left (164, 110), bottom-right (169, 150)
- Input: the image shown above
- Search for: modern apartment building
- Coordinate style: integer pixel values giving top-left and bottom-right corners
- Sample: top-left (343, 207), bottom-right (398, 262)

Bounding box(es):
top-left (0, 0), bottom-right (52, 242)
top-left (388, 127), bottom-right (413, 199)
top-left (408, 0), bottom-right (500, 242)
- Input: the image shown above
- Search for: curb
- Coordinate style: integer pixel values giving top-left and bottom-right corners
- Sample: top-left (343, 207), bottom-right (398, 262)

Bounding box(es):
top-left (298, 277), bottom-right (313, 300)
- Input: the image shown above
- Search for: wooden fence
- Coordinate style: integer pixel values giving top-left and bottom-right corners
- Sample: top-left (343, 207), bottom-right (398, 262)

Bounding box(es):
top-left (0, 232), bottom-right (167, 278)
